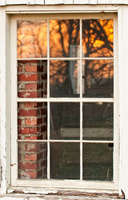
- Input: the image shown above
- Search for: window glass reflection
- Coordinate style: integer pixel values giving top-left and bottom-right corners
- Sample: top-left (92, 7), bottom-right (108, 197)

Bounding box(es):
top-left (50, 60), bottom-right (80, 97)
top-left (50, 143), bottom-right (80, 179)
top-left (83, 143), bottom-right (113, 181)
top-left (50, 19), bottom-right (80, 57)
top-left (82, 60), bottom-right (113, 97)
top-left (83, 103), bottom-right (113, 140)
top-left (17, 20), bottom-right (47, 58)
top-left (50, 103), bottom-right (80, 140)
top-left (82, 19), bottom-right (113, 57)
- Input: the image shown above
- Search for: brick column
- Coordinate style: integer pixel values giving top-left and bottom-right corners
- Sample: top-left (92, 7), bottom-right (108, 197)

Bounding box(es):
top-left (18, 61), bottom-right (47, 179)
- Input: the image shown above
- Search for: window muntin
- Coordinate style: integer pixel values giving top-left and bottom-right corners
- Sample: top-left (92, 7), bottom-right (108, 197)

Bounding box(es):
top-left (11, 14), bottom-right (118, 188)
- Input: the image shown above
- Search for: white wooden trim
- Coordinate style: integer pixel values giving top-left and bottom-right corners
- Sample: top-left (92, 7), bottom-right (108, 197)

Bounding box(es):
top-left (13, 179), bottom-right (118, 190)
top-left (10, 17), bottom-right (18, 186)
top-left (113, 14), bottom-right (119, 186)
top-left (98, 0), bottom-right (128, 4)
top-left (64, 0), bottom-right (73, 4)
top-left (17, 98), bottom-right (114, 102)
top-left (74, 0), bottom-right (98, 4)
top-left (17, 57), bottom-right (114, 60)
top-left (118, 6), bottom-right (128, 199)
top-left (1, 0), bottom-right (128, 5)
top-left (0, 10), bottom-right (8, 195)
top-left (18, 140), bottom-right (114, 143)
top-left (0, 0), bottom-right (6, 6)
top-left (4, 5), bottom-right (119, 13)
top-left (45, 0), bottom-right (64, 4)
top-left (6, 0), bottom-right (45, 5)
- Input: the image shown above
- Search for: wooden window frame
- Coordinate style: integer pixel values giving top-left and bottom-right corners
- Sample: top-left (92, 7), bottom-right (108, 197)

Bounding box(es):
top-left (9, 13), bottom-right (119, 191)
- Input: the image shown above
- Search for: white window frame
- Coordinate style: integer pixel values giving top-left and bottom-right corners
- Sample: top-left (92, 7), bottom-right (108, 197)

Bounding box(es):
top-left (9, 12), bottom-right (119, 191)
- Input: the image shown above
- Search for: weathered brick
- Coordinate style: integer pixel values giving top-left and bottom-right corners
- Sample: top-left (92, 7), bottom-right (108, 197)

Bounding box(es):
top-left (25, 153), bottom-right (37, 161)
top-left (25, 118), bottom-right (37, 126)
top-left (25, 64), bottom-right (37, 72)
top-left (18, 74), bottom-right (38, 81)
top-left (25, 83), bottom-right (38, 90)
top-left (27, 170), bottom-right (38, 179)
top-left (18, 61), bottom-right (47, 179)
top-left (19, 162), bottom-right (37, 170)
top-left (18, 109), bottom-right (37, 116)
top-left (18, 91), bottom-right (38, 98)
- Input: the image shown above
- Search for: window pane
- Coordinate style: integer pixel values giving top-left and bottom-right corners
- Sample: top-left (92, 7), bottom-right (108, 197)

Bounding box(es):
top-left (50, 143), bottom-right (80, 179)
top-left (17, 20), bottom-right (47, 58)
top-left (83, 143), bottom-right (113, 181)
top-left (83, 103), bottom-right (113, 140)
top-left (50, 103), bottom-right (80, 140)
top-left (82, 60), bottom-right (113, 97)
top-left (82, 19), bottom-right (113, 57)
top-left (50, 60), bottom-right (80, 97)
top-left (18, 61), bottom-right (47, 98)
top-left (50, 19), bottom-right (80, 58)
top-left (18, 102), bottom-right (47, 140)
top-left (18, 142), bottom-right (47, 179)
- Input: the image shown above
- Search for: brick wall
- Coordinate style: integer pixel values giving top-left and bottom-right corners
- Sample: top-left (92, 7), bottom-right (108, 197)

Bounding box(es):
top-left (18, 61), bottom-right (47, 179)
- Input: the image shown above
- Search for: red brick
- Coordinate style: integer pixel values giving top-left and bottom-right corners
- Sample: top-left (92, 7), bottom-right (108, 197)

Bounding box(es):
top-left (18, 109), bottom-right (37, 116)
top-left (25, 64), bottom-right (37, 72)
top-left (25, 118), bottom-right (37, 126)
top-left (18, 65), bottom-right (24, 72)
top-left (25, 83), bottom-right (37, 90)
top-left (25, 143), bottom-right (38, 152)
top-left (25, 153), bottom-right (37, 161)
top-left (23, 102), bottom-right (38, 108)
top-left (18, 74), bottom-right (38, 81)
top-left (27, 171), bottom-right (38, 179)
top-left (19, 162), bottom-right (37, 170)
top-left (25, 136), bottom-right (38, 140)
top-left (19, 127), bottom-right (38, 134)
top-left (18, 91), bottom-right (38, 98)
top-left (19, 127), bottom-right (30, 134)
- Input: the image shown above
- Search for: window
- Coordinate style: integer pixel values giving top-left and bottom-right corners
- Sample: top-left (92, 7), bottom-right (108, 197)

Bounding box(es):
top-left (10, 13), bottom-right (119, 189)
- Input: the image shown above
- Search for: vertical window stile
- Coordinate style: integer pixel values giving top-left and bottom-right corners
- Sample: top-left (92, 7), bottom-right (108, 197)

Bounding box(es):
top-left (80, 18), bottom-right (83, 181)
top-left (47, 18), bottom-right (50, 179)
top-left (113, 16), bottom-right (119, 184)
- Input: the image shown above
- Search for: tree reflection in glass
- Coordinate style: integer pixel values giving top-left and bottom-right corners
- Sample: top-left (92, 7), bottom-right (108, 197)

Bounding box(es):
top-left (82, 19), bottom-right (113, 57)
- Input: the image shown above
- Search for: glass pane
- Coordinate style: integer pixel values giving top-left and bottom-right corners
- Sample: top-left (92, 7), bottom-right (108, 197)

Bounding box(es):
top-left (83, 103), bottom-right (113, 140)
top-left (18, 61), bottom-right (47, 98)
top-left (50, 143), bottom-right (80, 179)
top-left (82, 60), bottom-right (113, 97)
top-left (83, 143), bottom-right (113, 181)
top-left (82, 19), bottom-right (113, 57)
top-left (18, 142), bottom-right (47, 179)
top-left (50, 103), bottom-right (80, 140)
top-left (50, 19), bottom-right (80, 57)
top-left (18, 102), bottom-right (47, 140)
top-left (17, 20), bottom-right (47, 58)
top-left (50, 60), bottom-right (80, 97)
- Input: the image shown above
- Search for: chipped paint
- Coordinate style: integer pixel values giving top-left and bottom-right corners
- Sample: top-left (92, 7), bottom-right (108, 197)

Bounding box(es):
top-left (0, 196), bottom-right (125, 200)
